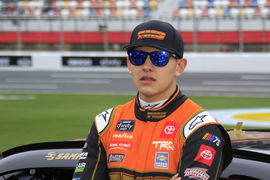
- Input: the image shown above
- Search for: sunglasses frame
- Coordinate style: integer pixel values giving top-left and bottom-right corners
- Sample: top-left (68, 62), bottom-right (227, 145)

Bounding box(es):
top-left (127, 50), bottom-right (178, 67)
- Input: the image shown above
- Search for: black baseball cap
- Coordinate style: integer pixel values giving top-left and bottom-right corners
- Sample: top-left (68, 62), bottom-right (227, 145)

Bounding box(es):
top-left (123, 20), bottom-right (184, 58)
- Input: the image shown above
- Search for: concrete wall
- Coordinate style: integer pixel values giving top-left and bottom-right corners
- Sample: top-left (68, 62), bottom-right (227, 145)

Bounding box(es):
top-left (0, 51), bottom-right (269, 73)
top-left (184, 53), bottom-right (270, 73)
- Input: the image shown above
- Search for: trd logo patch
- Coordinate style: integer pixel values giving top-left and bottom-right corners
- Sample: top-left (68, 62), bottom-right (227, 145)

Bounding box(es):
top-left (108, 153), bottom-right (125, 163)
top-left (116, 120), bottom-right (135, 132)
top-left (155, 152), bottom-right (169, 169)
top-left (152, 141), bottom-right (174, 151)
top-left (194, 144), bottom-right (216, 167)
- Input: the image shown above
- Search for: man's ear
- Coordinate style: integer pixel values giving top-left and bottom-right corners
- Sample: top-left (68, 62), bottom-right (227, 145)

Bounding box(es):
top-left (175, 58), bottom-right (187, 77)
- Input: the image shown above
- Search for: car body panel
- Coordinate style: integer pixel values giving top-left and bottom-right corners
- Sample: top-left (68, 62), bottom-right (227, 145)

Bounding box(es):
top-left (1, 130), bottom-right (270, 179)
top-left (0, 141), bottom-right (84, 175)
top-left (0, 149), bottom-right (81, 172)
top-left (221, 158), bottom-right (270, 179)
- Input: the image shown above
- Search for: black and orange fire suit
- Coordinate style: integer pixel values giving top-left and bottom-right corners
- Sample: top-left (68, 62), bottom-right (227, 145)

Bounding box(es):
top-left (73, 88), bottom-right (232, 180)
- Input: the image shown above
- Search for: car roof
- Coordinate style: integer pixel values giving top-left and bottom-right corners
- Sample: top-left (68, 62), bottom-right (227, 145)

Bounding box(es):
top-left (1, 141), bottom-right (84, 158)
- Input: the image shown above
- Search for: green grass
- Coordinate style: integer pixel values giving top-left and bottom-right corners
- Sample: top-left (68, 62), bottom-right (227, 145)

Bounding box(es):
top-left (0, 93), bottom-right (270, 152)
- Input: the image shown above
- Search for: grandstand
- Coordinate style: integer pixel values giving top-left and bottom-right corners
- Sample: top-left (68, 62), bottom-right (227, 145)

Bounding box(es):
top-left (0, 0), bottom-right (269, 52)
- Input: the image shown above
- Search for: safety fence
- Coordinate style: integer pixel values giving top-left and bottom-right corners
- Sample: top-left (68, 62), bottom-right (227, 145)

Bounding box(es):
top-left (0, 51), bottom-right (270, 73)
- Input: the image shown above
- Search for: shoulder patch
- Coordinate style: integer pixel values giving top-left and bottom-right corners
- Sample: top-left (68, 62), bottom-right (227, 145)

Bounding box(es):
top-left (184, 111), bottom-right (217, 138)
top-left (95, 108), bottom-right (114, 133)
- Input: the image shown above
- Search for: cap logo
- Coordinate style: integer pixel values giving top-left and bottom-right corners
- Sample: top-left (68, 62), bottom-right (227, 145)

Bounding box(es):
top-left (137, 30), bottom-right (166, 40)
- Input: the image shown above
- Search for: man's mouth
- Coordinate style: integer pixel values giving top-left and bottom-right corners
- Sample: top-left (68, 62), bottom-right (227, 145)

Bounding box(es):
top-left (140, 76), bottom-right (156, 81)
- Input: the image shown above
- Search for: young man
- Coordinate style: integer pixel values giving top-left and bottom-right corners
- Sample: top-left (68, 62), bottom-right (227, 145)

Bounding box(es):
top-left (73, 20), bottom-right (232, 180)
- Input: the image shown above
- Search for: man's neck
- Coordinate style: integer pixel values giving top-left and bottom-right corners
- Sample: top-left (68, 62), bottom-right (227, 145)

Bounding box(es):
top-left (138, 85), bottom-right (178, 103)
top-left (139, 97), bottom-right (168, 109)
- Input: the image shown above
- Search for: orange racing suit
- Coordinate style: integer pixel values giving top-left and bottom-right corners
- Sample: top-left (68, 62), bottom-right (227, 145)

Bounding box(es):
top-left (73, 88), bottom-right (232, 180)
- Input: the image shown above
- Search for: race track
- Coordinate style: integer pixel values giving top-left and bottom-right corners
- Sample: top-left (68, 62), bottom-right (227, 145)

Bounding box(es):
top-left (1, 71), bottom-right (270, 97)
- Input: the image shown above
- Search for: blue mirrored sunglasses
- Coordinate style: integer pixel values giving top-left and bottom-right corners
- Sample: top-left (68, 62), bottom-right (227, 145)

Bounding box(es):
top-left (127, 50), bottom-right (178, 67)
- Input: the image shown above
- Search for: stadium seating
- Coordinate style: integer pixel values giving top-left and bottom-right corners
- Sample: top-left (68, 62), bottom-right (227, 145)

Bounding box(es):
top-left (0, 0), bottom-right (159, 19)
top-left (0, 0), bottom-right (269, 52)
top-left (0, 0), bottom-right (269, 19)
top-left (173, 0), bottom-right (270, 19)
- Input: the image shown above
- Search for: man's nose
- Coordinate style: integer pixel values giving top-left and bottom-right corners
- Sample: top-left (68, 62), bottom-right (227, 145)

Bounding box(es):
top-left (142, 55), bottom-right (153, 70)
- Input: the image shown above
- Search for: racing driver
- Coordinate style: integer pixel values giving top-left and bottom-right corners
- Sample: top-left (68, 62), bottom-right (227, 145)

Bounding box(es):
top-left (73, 20), bottom-right (233, 180)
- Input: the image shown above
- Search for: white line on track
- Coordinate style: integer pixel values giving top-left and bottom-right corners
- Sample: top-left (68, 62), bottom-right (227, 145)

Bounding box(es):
top-left (0, 95), bottom-right (36, 100)
top-left (0, 84), bottom-right (58, 89)
top-left (50, 73), bottom-right (131, 79)
top-left (240, 75), bottom-right (270, 80)
top-left (202, 80), bottom-right (270, 86)
top-left (182, 86), bottom-right (270, 93)
top-left (5, 78), bottom-right (111, 84)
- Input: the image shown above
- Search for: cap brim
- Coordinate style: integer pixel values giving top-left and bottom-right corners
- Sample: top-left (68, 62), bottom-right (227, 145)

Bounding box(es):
top-left (123, 42), bottom-right (175, 55)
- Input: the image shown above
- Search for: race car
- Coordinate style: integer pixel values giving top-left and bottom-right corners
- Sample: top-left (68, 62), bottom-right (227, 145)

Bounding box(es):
top-left (0, 123), bottom-right (269, 180)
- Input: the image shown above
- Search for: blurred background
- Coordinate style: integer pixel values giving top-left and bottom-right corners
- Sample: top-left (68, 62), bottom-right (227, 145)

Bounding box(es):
top-left (0, 0), bottom-right (270, 151)
top-left (0, 0), bottom-right (269, 52)
top-left (0, 0), bottom-right (270, 95)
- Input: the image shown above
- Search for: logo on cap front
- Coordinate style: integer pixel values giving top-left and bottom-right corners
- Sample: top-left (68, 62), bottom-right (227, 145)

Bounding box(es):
top-left (137, 30), bottom-right (166, 40)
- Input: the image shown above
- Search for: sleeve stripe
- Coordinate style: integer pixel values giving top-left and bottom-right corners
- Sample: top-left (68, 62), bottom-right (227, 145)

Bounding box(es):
top-left (91, 136), bottom-right (102, 180)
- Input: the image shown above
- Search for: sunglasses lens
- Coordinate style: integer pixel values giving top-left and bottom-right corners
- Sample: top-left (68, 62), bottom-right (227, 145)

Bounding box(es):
top-left (150, 51), bottom-right (170, 67)
top-left (128, 50), bottom-right (172, 67)
top-left (128, 51), bottom-right (147, 66)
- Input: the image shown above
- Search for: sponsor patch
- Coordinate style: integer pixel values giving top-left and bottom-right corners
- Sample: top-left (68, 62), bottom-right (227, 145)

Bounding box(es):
top-left (137, 30), bottom-right (166, 40)
top-left (79, 152), bottom-right (88, 160)
top-left (109, 141), bottom-right (132, 150)
top-left (116, 120), bottom-right (135, 132)
top-left (160, 121), bottom-right (179, 139)
top-left (184, 167), bottom-right (209, 180)
top-left (95, 108), bottom-right (113, 133)
top-left (75, 162), bottom-right (86, 173)
top-left (152, 141), bottom-right (174, 151)
top-left (155, 152), bottom-right (169, 169)
top-left (112, 133), bottom-right (133, 139)
top-left (76, 162), bottom-right (86, 168)
top-left (108, 153), bottom-right (125, 163)
top-left (147, 111), bottom-right (167, 119)
top-left (194, 144), bottom-right (216, 167)
top-left (74, 168), bottom-right (84, 173)
top-left (190, 115), bottom-right (207, 130)
top-left (202, 133), bottom-right (221, 146)
top-left (184, 111), bottom-right (217, 138)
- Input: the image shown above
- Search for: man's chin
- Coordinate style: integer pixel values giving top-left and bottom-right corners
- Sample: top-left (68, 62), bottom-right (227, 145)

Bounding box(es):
top-left (138, 88), bottom-right (159, 99)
